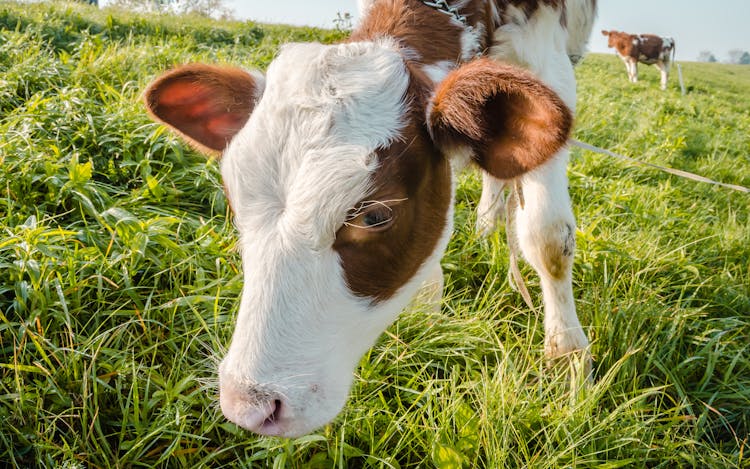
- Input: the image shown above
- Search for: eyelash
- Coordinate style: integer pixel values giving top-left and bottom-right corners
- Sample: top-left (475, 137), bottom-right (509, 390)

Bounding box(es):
top-left (344, 198), bottom-right (406, 230)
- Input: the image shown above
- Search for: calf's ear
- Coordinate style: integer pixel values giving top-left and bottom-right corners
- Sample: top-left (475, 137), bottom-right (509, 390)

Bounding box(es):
top-left (427, 59), bottom-right (571, 179)
top-left (144, 64), bottom-right (264, 156)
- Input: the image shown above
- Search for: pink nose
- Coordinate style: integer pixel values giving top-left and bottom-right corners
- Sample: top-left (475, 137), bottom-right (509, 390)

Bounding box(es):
top-left (219, 382), bottom-right (286, 436)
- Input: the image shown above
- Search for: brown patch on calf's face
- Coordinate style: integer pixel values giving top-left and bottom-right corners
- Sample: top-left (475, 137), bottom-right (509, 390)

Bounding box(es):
top-left (333, 68), bottom-right (451, 302)
top-left (333, 124), bottom-right (451, 302)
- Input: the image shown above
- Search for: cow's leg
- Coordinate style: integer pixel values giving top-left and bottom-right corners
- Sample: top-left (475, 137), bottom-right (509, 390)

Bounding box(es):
top-left (630, 60), bottom-right (639, 83)
top-left (655, 61), bottom-right (669, 90)
top-left (624, 60), bottom-right (631, 82)
top-left (619, 57), bottom-right (632, 82)
top-left (515, 152), bottom-right (589, 363)
top-left (624, 59), bottom-right (634, 83)
top-left (477, 171), bottom-right (507, 237)
top-left (515, 50), bottom-right (588, 366)
top-left (489, 9), bottom-right (589, 375)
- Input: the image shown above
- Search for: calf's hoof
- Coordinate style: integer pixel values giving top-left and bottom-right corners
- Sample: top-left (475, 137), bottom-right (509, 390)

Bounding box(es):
top-left (545, 331), bottom-right (592, 383)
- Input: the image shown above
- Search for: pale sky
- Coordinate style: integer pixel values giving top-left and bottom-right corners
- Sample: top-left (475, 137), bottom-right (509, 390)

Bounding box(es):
top-left (223, 0), bottom-right (750, 62)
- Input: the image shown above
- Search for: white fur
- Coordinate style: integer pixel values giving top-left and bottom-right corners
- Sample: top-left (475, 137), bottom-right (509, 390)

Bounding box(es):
top-left (490, 5), bottom-right (575, 108)
top-left (564, 0), bottom-right (597, 61)
top-left (460, 22), bottom-right (484, 60)
top-left (357, 0), bottom-right (377, 18)
top-left (222, 41), bottom-right (408, 243)
top-left (421, 60), bottom-right (455, 84)
top-left (617, 54), bottom-right (639, 83)
top-left (655, 60), bottom-right (670, 90)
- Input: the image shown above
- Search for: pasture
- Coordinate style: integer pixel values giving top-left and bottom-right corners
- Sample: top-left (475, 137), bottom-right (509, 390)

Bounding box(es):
top-left (1, 1), bottom-right (748, 467)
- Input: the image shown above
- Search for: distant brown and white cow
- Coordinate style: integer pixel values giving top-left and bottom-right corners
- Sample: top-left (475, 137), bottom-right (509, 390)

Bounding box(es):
top-left (144, 0), bottom-right (597, 437)
top-left (602, 30), bottom-right (676, 90)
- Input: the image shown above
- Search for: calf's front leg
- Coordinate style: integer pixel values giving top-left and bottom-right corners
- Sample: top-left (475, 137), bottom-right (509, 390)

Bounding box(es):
top-left (514, 151), bottom-right (589, 367)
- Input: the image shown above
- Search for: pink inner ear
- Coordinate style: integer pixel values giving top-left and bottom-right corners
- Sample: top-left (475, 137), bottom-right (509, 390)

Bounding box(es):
top-left (156, 83), bottom-right (245, 149)
top-left (145, 64), bottom-right (259, 154)
top-left (207, 113), bottom-right (248, 139)
top-left (158, 82), bottom-right (206, 107)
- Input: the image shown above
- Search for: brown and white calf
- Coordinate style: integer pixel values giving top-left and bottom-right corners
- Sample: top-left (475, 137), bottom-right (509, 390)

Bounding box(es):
top-left (144, 0), bottom-right (597, 437)
top-left (602, 30), bottom-right (675, 90)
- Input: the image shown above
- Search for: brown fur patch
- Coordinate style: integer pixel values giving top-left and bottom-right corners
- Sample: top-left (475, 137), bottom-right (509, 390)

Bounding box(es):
top-left (496, 0), bottom-right (566, 14)
top-left (494, 0), bottom-right (566, 24)
top-left (428, 58), bottom-right (572, 179)
top-left (350, 0), bottom-right (465, 64)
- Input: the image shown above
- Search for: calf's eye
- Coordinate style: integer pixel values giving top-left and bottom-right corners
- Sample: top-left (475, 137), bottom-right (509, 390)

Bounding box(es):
top-left (345, 201), bottom-right (398, 232)
top-left (362, 206), bottom-right (393, 228)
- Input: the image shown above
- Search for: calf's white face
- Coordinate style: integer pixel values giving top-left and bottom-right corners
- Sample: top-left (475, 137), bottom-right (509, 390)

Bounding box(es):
top-left (217, 41), bottom-right (454, 437)
top-left (144, 40), bottom-right (572, 437)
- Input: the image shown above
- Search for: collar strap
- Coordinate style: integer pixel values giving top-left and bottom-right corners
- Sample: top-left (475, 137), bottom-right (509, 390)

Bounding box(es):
top-left (420, 0), bottom-right (483, 58)
top-left (421, 0), bottom-right (470, 26)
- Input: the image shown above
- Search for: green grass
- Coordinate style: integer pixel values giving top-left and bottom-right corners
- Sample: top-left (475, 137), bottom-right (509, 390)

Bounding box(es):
top-left (1, 1), bottom-right (748, 467)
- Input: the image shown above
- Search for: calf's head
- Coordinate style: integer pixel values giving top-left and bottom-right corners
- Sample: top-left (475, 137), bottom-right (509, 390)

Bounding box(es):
top-left (144, 40), bottom-right (571, 437)
top-left (602, 30), bottom-right (620, 49)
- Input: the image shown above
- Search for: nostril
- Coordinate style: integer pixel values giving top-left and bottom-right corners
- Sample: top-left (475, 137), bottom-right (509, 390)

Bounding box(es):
top-left (265, 399), bottom-right (283, 425)
top-left (263, 399), bottom-right (281, 425)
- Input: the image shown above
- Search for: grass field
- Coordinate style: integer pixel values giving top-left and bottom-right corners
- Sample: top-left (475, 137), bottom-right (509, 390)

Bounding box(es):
top-left (1, 1), bottom-right (748, 467)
